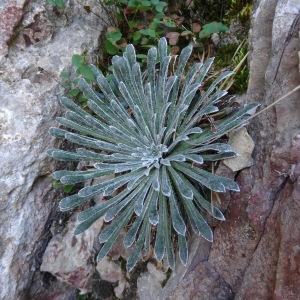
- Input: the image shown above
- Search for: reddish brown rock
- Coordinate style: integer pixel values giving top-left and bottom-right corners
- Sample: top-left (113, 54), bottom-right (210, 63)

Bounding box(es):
top-left (0, 1), bottom-right (26, 57)
top-left (161, 0), bottom-right (300, 299)
top-left (40, 215), bottom-right (103, 292)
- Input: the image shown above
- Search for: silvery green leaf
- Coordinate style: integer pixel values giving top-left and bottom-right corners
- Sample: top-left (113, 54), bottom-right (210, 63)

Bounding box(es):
top-left (188, 143), bottom-right (235, 153)
top-left (173, 162), bottom-right (225, 192)
top-left (165, 76), bottom-right (177, 102)
top-left (178, 174), bottom-right (225, 221)
top-left (161, 166), bottom-right (171, 197)
top-left (52, 170), bottom-right (74, 180)
top-left (202, 152), bottom-right (237, 161)
top-left (152, 168), bottom-right (160, 191)
top-left (188, 103), bottom-right (259, 145)
top-left (178, 234), bottom-right (188, 265)
top-left (146, 47), bottom-right (157, 108)
top-left (64, 132), bottom-right (123, 153)
top-left (74, 192), bottom-right (128, 235)
top-left (76, 149), bottom-right (135, 163)
top-left (168, 154), bottom-right (186, 162)
top-left (78, 170), bottom-right (144, 197)
top-left (99, 204), bottom-right (133, 243)
top-left (163, 196), bottom-right (175, 269)
top-left (184, 62), bottom-right (202, 86)
top-left (154, 194), bottom-right (165, 261)
top-left (169, 190), bottom-right (186, 235)
top-left (64, 110), bottom-right (108, 135)
top-left (185, 127), bottom-right (203, 135)
top-left (60, 169), bottom-right (113, 184)
top-left (48, 149), bottom-right (103, 162)
top-left (185, 154), bottom-right (204, 164)
top-left (134, 180), bottom-right (152, 216)
top-left (126, 218), bottom-right (148, 272)
top-left (87, 100), bottom-right (134, 138)
top-left (78, 78), bottom-right (103, 103)
top-left (174, 162), bottom-right (240, 192)
top-left (123, 43), bottom-right (137, 67)
top-left (60, 96), bottom-right (87, 117)
top-left (74, 213), bottom-right (103, 235)
top-left (149, 191), bottom-right (159, 225)
top-left (56, 117), bottom-right (109, 141)
top-left (59, 194), bottom-right (92, 212)
top-left (132, 63), bottom-right (147, 109)
top-left (157, 56), bottom-right (171, 103)
top-left (158, 37), bottom-right (168, 62)
top-left (94, 161), bottom-right (144, 173)
top-left (49, 127), bottom-right (67, 138)
top-left (183, 196), bottom-right (213, 242)
top-left (78, 188), bottom-right (130, 222)
top-left (202, 70), bottom-right (234, 101)
top-left (124, 188), bottom-right (152, 248)
top-left (97, 205), bottom-right (133, 261)
top-left (104, 181), bottom-right (144, 222)
top-left (144, 218), bottom-right (151, 253)
top-left (90, 64), bottom-right (104, 78)
top-left (168, 167), bottom-right (193, 199)
top-left (175, 44), bottom-right (193, 75)
top-left (179, 58), bottom-right (215, 123)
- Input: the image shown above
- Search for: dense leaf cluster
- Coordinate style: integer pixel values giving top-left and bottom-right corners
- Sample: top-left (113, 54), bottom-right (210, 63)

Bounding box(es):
top-left (49, 38), bottom-right (257, 271)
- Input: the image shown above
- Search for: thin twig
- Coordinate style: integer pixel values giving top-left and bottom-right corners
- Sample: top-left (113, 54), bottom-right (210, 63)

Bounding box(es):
top-left (207, 84), bottom-right (300, 144)
top-left (246, 84), bottom-right (300, 122)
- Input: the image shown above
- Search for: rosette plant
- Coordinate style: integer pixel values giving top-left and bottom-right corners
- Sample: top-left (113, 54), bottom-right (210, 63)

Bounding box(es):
top-left (49, 38), bottom-right (257, 271)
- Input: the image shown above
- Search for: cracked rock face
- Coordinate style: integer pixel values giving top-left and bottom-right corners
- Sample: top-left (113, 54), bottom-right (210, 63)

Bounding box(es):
top-left (0, 1), bottom-right (103, 299)
top-left (161, 0), bottom-right (300, 299)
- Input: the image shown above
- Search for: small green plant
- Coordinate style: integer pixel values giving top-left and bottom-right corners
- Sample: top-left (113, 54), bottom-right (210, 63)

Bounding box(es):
top-left (102, 0), bottom-right (175, 58)
top-left (71, 54), bottom-right (95, 82)
top-left (47, 0), bottom-right (65, 9)
top-left (49, 38), bottom-right (257, 271)
top-left (60, 53), bottom-right (96, 106)
top-left (199, 22), bottom-right (229, 39)
top-left (52, 180), bottom-right (75, 194)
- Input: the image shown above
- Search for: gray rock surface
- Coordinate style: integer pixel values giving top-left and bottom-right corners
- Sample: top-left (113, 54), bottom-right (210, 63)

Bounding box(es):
top-left (0, 1), bottom-right (104, 299)
top-left (160, 0), bottom-right (300, 299)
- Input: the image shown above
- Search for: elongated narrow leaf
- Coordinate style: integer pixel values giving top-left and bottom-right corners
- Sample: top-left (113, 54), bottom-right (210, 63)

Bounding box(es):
top-left (178, 234), bottom-right (188, 265)
top-left (126, 218), bottom-right (148, 272)
top-left (154, 194), bottom-right (166, 261)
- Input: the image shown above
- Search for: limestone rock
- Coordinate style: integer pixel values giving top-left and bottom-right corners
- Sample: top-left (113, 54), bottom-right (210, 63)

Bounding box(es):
top-left (137, 262), bottom-right (166, 300)
top-left (96, 257), bottom-right (127, 299)
top-left (0, 1), bottom-right (104, 299)
top-left (41, 215), bottom-right (103, 292)
top-left (223, 127), bottom-right (255, 172)
top-left (96, 257), bottom-right (123, 283)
